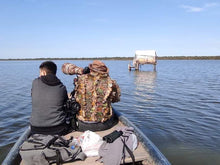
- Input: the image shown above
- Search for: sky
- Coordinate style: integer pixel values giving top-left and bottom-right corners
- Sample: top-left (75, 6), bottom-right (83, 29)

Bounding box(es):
top-left (0, 0), bottom-right (220, 59)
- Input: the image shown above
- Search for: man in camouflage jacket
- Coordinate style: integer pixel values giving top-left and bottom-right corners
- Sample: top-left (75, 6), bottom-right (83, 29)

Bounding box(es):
top-left (62, 60), bottom-right (120, 131)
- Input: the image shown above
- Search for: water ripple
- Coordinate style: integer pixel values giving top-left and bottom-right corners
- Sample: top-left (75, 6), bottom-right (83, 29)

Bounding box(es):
top-left (1, 60), bottom-right (220, 164)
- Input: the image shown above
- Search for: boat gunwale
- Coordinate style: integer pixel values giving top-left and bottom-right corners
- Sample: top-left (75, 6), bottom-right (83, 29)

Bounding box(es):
top-left (2, 126), bottom-right (31, 165)
top-left (114, 110), bottom-right (171, 165)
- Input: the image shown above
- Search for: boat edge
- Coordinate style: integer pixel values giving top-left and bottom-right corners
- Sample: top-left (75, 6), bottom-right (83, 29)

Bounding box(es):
top-left (114, 109), bottom-right (171, 165)
top-left (2, 126), bottom-right (31, 165)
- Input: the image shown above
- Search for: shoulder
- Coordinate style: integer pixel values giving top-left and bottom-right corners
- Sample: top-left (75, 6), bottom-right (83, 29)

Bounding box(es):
top-left (33, 77), bottom-right (40, 81)
top-left (59, 82), bottom-right (67, 91)
top-left (32, 77), bottom-right (41, 85)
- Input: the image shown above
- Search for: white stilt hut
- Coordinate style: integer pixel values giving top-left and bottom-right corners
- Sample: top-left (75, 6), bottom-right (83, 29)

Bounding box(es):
top-left (128, 50), bottom-right (157, 71)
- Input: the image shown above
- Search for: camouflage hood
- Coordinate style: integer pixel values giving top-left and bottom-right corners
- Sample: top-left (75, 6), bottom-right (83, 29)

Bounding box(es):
top-left (89, 60), bottom-right (109, 74)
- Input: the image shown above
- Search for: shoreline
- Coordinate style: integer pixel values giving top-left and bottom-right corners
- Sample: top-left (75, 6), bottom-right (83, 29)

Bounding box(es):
top-left (0, 56), bottom-right (220, 61)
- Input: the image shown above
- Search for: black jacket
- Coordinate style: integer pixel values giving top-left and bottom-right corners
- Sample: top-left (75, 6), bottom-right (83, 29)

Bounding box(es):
top-left (30, 74), bottom-right (68, 134)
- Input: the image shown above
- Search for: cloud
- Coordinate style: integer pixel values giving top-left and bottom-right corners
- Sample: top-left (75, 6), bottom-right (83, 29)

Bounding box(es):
top-left (204, 2), bottom-right (219, 8)
top-left (181, 5), bottom-right (203, 12)
top-left (181, 2), bottom-right (219, 13)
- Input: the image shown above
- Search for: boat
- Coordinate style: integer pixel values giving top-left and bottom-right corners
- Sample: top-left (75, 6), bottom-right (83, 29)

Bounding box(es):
top-left (2, 109), bottom-right (171, 165)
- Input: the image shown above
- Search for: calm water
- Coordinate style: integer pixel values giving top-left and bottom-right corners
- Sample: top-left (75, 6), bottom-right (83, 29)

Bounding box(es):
top-left (0, 60), bottom-right (220, 164)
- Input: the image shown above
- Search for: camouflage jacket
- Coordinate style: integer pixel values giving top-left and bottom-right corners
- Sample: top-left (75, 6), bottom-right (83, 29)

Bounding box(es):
top-left (74, 71), bottom-right (121, 122)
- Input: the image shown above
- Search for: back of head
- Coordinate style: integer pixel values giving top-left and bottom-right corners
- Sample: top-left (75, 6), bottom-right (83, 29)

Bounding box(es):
top-left (39, 61), bottom-right (57, 75)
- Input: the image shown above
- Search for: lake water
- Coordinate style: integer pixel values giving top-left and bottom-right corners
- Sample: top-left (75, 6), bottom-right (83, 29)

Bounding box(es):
top-left (0, 60), bottom-right (220, 164)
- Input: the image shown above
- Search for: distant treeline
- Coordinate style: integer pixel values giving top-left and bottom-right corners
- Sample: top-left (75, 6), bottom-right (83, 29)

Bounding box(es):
top-left (1, 56), bottom-right (220, 61)
top-left (158, 56), bottom-right (220, 60)
top-left (0, 57), bottom-right (132, 61)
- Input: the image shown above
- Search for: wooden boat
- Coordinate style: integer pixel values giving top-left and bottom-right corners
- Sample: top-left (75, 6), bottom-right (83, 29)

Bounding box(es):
top-left (2, 109), bottom-right (171, 165)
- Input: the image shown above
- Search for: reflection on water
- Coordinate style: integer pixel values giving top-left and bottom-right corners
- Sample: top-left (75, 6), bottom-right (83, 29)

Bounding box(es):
top-left (133, 71), bottom-right (157, 102)
top-left (134, 71), bottom-right (157, 90)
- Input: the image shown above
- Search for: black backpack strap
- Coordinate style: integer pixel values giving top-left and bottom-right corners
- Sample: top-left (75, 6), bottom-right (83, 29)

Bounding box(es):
top-left (55, 149), bottom-right (62, 165)
top-left (121, 137), bottom-right (135, 165)
top-left (53, 136), bottom-right (71, 147)
top-left (20, 134), bottom-right (58, 151)
top-left (45, 135), bottom-right (59, 147)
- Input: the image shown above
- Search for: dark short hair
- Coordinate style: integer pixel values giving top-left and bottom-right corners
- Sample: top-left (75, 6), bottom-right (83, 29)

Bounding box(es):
top-left (39, 61), bottom-right (57, 75)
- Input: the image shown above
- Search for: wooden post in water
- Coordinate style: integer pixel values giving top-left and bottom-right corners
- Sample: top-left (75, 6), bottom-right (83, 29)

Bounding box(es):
top-left (153, 64), bottom-right (156, 71)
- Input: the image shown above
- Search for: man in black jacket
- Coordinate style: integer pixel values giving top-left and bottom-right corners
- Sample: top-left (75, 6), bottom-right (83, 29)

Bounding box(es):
top-left (30, 61), bottom-right (69, 135)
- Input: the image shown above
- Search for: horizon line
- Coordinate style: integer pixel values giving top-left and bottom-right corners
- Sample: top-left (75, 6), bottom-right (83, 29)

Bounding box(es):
top-left (1, 56), bottom-right (220, 61)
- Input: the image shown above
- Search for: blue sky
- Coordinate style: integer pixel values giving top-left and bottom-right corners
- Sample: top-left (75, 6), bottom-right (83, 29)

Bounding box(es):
top-left (0, 0), bottom-right (220, 59)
